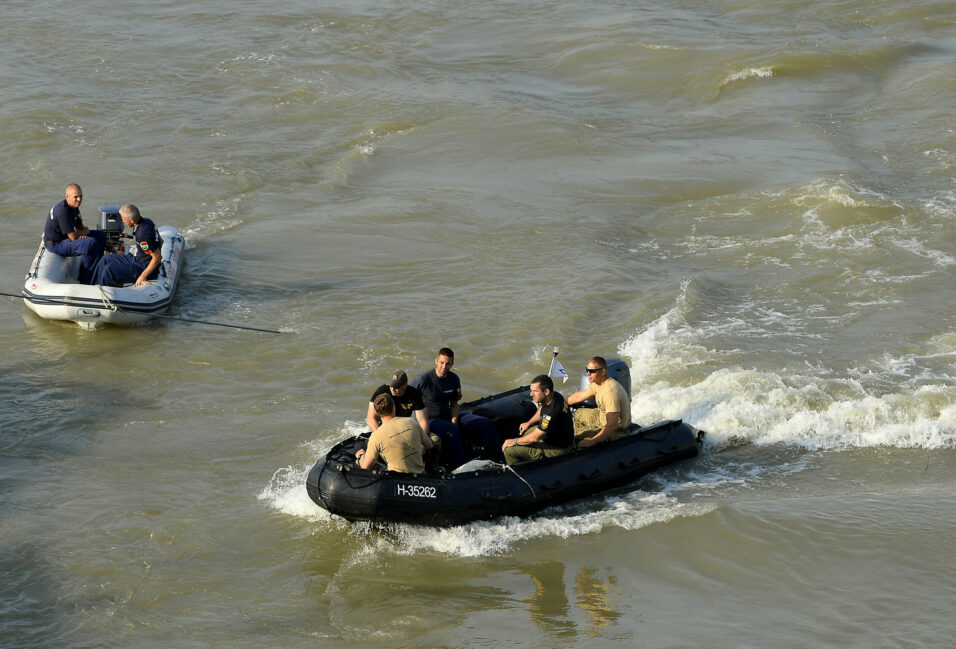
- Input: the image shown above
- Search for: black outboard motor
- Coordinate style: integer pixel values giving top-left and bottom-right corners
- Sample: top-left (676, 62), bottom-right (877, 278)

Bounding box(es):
top-left (99, 205), bottom-right (126, 254)
top-left (605, 357), bottom-right (631, 398)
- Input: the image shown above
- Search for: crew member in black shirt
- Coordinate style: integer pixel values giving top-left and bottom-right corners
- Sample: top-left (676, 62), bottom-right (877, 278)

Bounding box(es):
top-left (502, 374), bottom-right (574, 465)
top-left (366, 370), bottom-right (429, 435)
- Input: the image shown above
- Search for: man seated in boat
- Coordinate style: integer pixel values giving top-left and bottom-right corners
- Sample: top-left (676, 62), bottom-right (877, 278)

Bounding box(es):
top-left (410, 347), bottom-right (503, 466)
top-left (43, 183), bottom-right (107, 284)
top-left (366, 369), bottom-right (441, 460)
top-left (566, 356), bottom-right (632, 448)
top-left (501, 375), bottom-right (574, 465)
top-left (90, 204), bottom-right (163, 287)
top-left (354, 394), bottom-right (433, 473)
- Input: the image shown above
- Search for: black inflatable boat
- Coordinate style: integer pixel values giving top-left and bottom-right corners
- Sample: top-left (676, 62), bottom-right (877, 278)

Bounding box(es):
top-left (306, 359), bottom-right (705, 526)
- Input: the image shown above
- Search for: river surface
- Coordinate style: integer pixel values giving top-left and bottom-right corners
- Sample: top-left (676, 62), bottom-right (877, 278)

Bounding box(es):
top-left (2, 1), bottom-right (955, 647)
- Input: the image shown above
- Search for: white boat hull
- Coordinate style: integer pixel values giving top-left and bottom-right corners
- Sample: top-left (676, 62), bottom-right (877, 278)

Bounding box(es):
top-left (22, 226), bottom-right (186, 329)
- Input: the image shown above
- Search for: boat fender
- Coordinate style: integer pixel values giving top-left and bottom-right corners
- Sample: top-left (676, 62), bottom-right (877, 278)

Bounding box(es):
top-left (452, 459), bottom-right (503, 474)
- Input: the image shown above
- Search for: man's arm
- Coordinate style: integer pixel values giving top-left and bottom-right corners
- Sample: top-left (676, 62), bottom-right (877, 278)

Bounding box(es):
top-left (450, 400), bottom-right (459, 426)
top-left (365, 402), bottom-right (380, 431)
top-left (518, 408), bottom-right (542, 434)
top-left (418, 424), bottom-right (434, 450)
top-left (504, 425), bottom-right (547, 450)
top-left (63, 217), bottom-right (89, 240)
top-left (356, 434), bottom-right (379, 469)
top-left (578, 412), bottom-right (620, 448)
top-left (358, 447), bottom-right (377, 469)
top-left (566, 389), bottom-right (590, 406)
top-left (414, 408), bottom-right (429, 434)
top-left (136, 249), bottom-right (162, 286)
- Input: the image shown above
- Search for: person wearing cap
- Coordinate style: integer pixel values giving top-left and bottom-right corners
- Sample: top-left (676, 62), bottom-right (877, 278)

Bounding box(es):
top-left (566, 356), bottom-right (632, 448)
top-left (366, 369), bottom-right (431, 437)
top-left (410, 347), bottom-right (503, 466)
top-left (355, 394), bottom-right (432, 473)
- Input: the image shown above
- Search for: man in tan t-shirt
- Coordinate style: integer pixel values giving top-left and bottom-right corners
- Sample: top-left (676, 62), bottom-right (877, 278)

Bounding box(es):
top-left (355, 393), bottom-right (433, 473)
top-left (566, 356), bottom-right (632, 448)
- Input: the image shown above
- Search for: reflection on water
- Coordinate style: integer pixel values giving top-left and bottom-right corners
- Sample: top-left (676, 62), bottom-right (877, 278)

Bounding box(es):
top-left (574, 566), bottom-right (621, 634)
top-left (522, 561), bottom-right (621, 638)
top-left (523, 561), bottom-right (574, 637)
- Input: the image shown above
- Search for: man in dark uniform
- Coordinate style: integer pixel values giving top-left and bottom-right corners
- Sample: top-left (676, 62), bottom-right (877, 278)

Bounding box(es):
top-left (502, 375), bottom-right (574, 465)
top-left (43, 183), bottom-right (107, 284)
top-left (411, 347), bottom-right (503, 467)
top-left (90, 204), bottom-right (163, 287)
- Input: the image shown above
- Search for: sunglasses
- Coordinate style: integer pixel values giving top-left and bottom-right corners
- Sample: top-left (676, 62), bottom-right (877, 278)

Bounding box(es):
top-left (585, 367), bottom-right (604, 374)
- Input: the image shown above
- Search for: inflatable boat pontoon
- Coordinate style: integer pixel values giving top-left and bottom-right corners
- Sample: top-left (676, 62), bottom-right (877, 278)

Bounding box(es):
top-left (22, 205), bottom-right (185, 330)
top-left (306, 359), bottom-right (705, 526)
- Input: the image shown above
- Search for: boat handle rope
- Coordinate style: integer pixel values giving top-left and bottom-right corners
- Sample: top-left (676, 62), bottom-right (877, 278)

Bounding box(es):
top-left (27, 243), bottom-right (45, 279)
top-left (338, 449), bottom-right (391, 490)
top-left (504, 465), bottom-right (536, 499)
top-left (95, 284), bottom-right (118, 312)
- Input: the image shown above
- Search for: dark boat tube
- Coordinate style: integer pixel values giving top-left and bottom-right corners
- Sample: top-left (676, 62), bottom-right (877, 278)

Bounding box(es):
top-left (306, 416), bottom-right (703, 527)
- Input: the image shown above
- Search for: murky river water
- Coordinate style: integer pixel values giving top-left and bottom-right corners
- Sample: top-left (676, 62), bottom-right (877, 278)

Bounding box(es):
top-left (2, 1), bottom-right (955, 647)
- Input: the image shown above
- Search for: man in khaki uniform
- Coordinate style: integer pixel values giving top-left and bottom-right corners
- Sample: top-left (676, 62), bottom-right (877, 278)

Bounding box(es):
top-left (566, 356), bottom-right (631, 448)
top-left (355, 394), bottom-right (433, 473)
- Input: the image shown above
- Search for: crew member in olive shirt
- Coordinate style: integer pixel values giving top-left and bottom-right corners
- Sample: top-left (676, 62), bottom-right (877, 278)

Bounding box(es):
top-left (566, 356), bottom-right (632, 448)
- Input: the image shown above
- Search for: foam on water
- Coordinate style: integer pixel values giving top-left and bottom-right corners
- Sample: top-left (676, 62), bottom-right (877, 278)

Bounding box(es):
top-left (262, 276), bottom-right (956, 553)
top-left (620, 285), bottom-right (956, 453)
top-left (179, 196), bottom-right (242, 247)
top-left (259, 415), bottom-right (717, 556)
top-left (721, 66), bottom-right (775, 86)
top-left (260, 455), bottom-right (716, 558)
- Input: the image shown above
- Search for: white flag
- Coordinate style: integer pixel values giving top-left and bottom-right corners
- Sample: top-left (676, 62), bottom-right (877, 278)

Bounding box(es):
top-left (549, 358), bottom-right (569, 383)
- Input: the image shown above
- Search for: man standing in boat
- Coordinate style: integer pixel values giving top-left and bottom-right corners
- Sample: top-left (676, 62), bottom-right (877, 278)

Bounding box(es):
top-left (355, 394), bottom-right (432, 473)
top-left (90, 204), bottom-right (162, 287)
top-left (43, 183), bottom-right (107, 285)
top-left (411, 347), bottom-right (503, 466)
top-left (502, 374), bottom-right (574, 464)
top-left (566, 356), bottom-right (632, 448)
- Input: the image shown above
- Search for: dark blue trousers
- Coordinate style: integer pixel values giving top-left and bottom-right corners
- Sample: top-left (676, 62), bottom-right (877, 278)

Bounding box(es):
top-left (46, 230), bottom-right (107, 284)
top-left (91, 254), bottom-right (157, 287)
top-left (429, 413), bottom-right (504, 468)
top-left (459, 413), bottom-right (504, 462)
top-left (427, 419), bottom-right (467, 469)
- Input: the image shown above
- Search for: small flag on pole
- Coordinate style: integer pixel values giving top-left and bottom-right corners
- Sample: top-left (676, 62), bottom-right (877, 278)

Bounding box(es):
top-left (550, 359), bottom-right (568, 383)
top-left (548, 347), bottom-right (569, 383)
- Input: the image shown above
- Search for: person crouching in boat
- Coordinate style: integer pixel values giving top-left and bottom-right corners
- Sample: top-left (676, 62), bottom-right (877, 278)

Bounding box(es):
top-left (502, 375), bottom-right (574, 465)
top-left (355, 394), bottom-right (433, 473)
top-left (566, 356), bottom-right (631, 448)
top-left (366, 369), bottom-right (441, 465)
top-left (90, 204), bottom-right (162, 287)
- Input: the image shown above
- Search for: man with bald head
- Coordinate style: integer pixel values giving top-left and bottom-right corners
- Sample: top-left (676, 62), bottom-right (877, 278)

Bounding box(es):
top-left (43, 183), bottom-right (106, 284)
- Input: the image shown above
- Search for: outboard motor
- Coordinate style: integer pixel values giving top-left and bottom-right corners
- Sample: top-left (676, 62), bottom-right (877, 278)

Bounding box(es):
top-left (605, 357), bottom-right (631, 398)
top-left (99, 205), bottom-right (126, 254)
